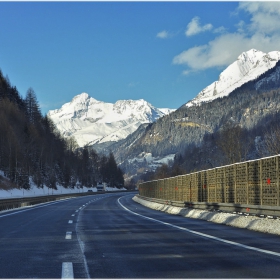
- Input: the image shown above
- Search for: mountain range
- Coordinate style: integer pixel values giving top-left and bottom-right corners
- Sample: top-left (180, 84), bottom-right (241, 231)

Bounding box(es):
top-left (48, 49), bottom-right (280, 179)
top-left (48, 93), bottom-right (175, 147)
top-left (109, 49), bottom-right (280, 175)
top-left (185, 49), bottom-right (280, 107)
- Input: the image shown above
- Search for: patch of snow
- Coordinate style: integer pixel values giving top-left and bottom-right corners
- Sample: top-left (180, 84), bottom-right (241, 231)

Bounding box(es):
top-left (0, 172), bottom-right (126, 200)
top-left (128, 153), bottom-right (175, 172)
top-left (106, 186), bottom-right (126, 191)
top-left (154, 154), bottom-right (176, 165)
top-left (0, 184), bottom-right (93, 199)
top-left (133, 196), bottom-right (280, 236)
top-left (158, 108), bottom-right (176, 115)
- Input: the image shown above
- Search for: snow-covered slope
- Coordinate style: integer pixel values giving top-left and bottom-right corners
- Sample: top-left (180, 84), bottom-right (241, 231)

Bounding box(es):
top-left (186, 49), bottom-right (280, 107)
top-left (48, 93), bottom-right (175, 147)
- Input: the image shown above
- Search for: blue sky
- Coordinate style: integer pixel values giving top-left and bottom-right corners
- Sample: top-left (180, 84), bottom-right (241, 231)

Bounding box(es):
top-left (0, 1), bottom-right (280, 114)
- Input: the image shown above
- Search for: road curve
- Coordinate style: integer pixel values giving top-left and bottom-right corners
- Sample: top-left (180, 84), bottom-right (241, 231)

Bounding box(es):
top-left (0, 192), bottom-right (280, 278)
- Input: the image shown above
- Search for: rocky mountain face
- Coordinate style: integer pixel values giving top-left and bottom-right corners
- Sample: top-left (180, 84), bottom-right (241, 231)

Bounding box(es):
top-left (47, 93), bottom-right (175, 148)
top-left (111, 50), bottom-right (280, 176)
top-left (185, 49), bottom-right (280, 107)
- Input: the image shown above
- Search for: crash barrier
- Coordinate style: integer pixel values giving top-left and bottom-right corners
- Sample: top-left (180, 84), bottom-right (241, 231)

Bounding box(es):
top-left (0, 190), bottom-right (132, 212)
top-left (138, 154), bottom-right (280, 208)
top-left (136, 194), bottom-right (280, 218)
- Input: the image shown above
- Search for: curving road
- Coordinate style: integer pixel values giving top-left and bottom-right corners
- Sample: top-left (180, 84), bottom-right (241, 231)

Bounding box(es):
top-left (0, 192), bottom-right (280, 278)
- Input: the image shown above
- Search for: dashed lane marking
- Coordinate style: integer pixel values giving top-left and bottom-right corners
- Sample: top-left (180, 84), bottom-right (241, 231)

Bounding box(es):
top-left (68, 220), bottom-right (73, 224)
top-left (65, 232), bottom-right (72, 240)
top-left (62, 262), bottom-right (74, 279)
top-left (71, 214), bottom-right (75, 217)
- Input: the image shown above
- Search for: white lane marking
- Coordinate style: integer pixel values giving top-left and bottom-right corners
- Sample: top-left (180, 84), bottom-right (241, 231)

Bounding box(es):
top-left (75, 210), bottom-right (79, 212)
top-left (71, 214), bottom-right (75, 217)
top-left (117, 197), bottom-right (280, 258)
top-left (62, 262), bottom-right (74, 279)
top-left (68, 220), bottom-right (73, 224)
top-left (75, 207), bottom-right (91, 278)
top-left (65, 232), bottom-right (72, 240)
top-left (0, 200), bottom-right (71, 219)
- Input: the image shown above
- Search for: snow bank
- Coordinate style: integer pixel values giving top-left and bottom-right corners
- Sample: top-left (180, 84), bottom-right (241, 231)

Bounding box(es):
top-left (133, 196), bottom-right (280, 236)
top-left (0, 184), bottom-right (94, 199)
top-left (0, 182), bottom-right (126, 200)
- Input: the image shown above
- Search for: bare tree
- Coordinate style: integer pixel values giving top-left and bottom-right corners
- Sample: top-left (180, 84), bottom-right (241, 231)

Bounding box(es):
top-left (216, 123), bottom-right (252, 164)
top-left (263, 124), bottom-right (280, 156)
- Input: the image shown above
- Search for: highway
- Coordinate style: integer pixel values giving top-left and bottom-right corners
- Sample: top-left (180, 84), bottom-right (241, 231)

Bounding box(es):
top-left (0, 192), bottom-right (280, 278)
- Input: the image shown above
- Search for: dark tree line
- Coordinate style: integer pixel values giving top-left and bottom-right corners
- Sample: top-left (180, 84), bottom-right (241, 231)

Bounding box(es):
top-left (118, 62), bottom-right (280, 185)
top-left (139, 110), bottom-right (280, 183)
top-left (0, 70), bottom-right (124, 190)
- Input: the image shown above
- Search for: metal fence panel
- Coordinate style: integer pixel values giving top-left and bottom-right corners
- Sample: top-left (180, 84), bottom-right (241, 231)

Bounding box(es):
top-left (138, 155), bottom-right (280, 208)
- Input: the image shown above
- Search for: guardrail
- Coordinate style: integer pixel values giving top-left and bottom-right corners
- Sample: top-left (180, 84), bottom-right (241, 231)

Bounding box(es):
top-left (137, 195), bottom-right (280, 218)
top-left (0, 190), bottom-right (132, 212)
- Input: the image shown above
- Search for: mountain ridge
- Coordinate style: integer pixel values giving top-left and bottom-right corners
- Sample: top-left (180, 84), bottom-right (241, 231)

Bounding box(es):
top-left (109, 49), bottom-right (280, 179)
top-left (186, 49), bottom-right (280, 107)
top-left (48, 93), bottom-right (175, 147)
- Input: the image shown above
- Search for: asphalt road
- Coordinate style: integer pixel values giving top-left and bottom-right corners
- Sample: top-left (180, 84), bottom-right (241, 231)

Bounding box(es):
top-left (0, 192), bottom-right (280, 278)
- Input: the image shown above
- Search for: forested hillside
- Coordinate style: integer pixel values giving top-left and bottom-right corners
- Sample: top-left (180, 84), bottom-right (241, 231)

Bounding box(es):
top-left (0, 70), bottom-right (124, 190)
top-left (115, 61), bottom-right (280, 183)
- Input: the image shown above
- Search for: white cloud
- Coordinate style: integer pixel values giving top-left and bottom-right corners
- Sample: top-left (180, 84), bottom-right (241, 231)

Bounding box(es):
top-left (235, 20), bottom-right (246, 33)
top-left (239, 2), bottom-right (280, 34)
top-left (174, 2), bottom-right (280, 74)
top-left (185, 17), bottom-right (213, 36)
top-left (156, 30), bottom-right (172, 39)
top-left (213, 26), bottom-right (227, 34)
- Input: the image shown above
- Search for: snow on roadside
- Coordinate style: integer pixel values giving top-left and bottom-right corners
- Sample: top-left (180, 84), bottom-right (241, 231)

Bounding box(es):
top-left (133, 196), bottom-right (280, 236)
top-left (0, 184), bottom-right (94, 199)
top-left (0, 185), bottom-right (126, 199)
top-left (0, 173), bottom-right (126, 200)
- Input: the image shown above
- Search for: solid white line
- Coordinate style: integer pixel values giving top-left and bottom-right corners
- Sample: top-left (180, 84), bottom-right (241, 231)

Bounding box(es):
top-left (65, 232), bottom-right (72, 240)
top-left (61, 262), bottom-right (74, 279)
top-left (68, 220), bottom-right (73, 224)
top-left (117, 197), bottom-right (280, 258)
top-left (0, 200), bottom-right (69, 219)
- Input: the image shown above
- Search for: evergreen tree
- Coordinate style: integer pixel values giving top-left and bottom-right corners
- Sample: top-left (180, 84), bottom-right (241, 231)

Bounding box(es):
top-left (24, 88), bottom-right (42, 124)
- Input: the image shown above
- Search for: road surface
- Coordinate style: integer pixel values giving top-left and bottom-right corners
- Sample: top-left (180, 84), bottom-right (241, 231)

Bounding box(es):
top-left (0, 192), bottom-right (280, 278)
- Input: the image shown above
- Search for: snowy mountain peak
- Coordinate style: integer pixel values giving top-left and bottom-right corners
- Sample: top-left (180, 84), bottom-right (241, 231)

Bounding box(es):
top-left (71, 92), bottom-right (99, 106)
top-left (48, 93), bottom-right (174, 147)
top-left (74, 92), bottom-right (90, 100)
top-left (186, 49), bottom-right (280, 107)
